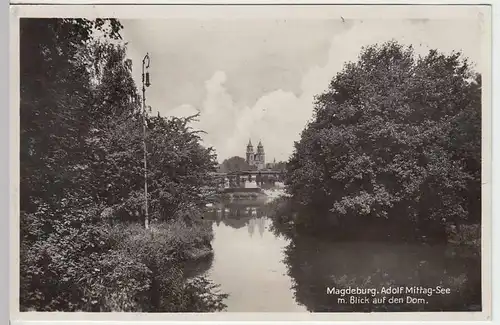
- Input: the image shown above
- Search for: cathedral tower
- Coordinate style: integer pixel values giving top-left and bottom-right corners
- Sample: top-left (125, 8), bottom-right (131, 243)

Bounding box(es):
top-left (246, 139), bottom-right (266, 170)
top-left (256, 141), bottom-right (265, 170)
top-left (246, 139), bottom-right (254, 166)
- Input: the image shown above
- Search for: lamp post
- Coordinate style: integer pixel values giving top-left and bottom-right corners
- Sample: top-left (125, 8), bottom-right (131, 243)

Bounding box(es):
top-left (142, 53), bottom-right (151, 229)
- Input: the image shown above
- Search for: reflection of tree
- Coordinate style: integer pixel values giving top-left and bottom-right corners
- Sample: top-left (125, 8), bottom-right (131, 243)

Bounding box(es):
top-left (267, 199), bottom-right (481, 312)
top-left (215, 208), bottom-right (222, 226)
top-left (204, 201), bottom-right (275, 239)
top-left (221, 207), bottom-right (247, 229)
top-left (281, 235), bottom-right (481, 312)
top-left (219, 205), bottom-right (253, 229)
top-left (248, 218), bottom-right (256, 237)
top-left (223, 218), bottom-right (247, 229)
top-left (257, 217), bottom-right (265, 238)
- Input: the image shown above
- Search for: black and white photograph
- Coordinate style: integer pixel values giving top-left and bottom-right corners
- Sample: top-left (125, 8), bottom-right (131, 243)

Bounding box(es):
top-left (12, 3), bottom-right (491, 320)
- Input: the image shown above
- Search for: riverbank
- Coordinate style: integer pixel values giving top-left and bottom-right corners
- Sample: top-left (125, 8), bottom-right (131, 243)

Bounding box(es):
top-left (92, 216), bottom-right (226, 312)
top-left (110, 219), bottom-right (214, 262)
top-left (265, 195), bottom-right (480, 249)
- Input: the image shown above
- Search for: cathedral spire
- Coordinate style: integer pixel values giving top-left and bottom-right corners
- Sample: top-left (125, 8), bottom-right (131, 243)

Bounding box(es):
top-left (247, 139), bottom-right (253, 147)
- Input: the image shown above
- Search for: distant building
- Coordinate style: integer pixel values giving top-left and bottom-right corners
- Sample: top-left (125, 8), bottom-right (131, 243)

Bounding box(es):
top-left (266, 158), bottom-right (277, 170)
top-left (246, 139), bottom-right (265, 170)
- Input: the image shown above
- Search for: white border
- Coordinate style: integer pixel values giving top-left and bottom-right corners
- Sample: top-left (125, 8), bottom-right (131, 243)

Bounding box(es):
top-left (5, 0), bottom-right (499, 5)
top-left (9, 2), bottom-right (494, 323)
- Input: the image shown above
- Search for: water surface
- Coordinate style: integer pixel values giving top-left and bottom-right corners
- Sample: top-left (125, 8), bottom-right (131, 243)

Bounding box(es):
top-left (203, 197), bottom-right (481, 312)
top-left (204, 203), bottom-right (307, 312)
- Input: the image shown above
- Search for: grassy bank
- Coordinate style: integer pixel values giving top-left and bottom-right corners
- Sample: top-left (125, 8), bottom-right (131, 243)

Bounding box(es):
top-left (97, 217), bottom-right (226, 312)
top-left (20, 206), bottom-right (227, 312)
top-left (110, 219), bottom-right (214, 262)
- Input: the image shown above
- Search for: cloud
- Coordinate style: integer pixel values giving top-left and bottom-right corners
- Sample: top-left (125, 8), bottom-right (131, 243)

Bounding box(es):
top-left (122, 19), bottom-right (338, 114)
top-left (171, 19), bottom-right (482, 163)
top-left (181, 70), bottom-right (313, 163)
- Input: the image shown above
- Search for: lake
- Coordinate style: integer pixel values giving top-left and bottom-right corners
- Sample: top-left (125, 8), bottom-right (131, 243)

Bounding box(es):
top-left (202, 192), bottom-right (482, 312)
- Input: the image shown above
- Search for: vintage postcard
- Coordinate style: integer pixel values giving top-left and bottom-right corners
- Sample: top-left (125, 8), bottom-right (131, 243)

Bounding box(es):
top-left (9, 3), bottom-right (492, 323)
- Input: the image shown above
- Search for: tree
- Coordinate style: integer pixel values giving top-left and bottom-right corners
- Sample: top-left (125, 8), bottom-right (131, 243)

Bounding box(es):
top-left (218, 156), bottom-right (254, 173)
top-left (272, 161), bottom-right (288, 172)
top-left (19, 18), bottom-right (225, 312)
top-left (145, 113), bottom-right (218, 222)
top-left (20, 18), bottom-right (125, 311)
top-left (20, 19), bottom-right (123, 213)
top-left (286, 41), bottom-right (481, 238)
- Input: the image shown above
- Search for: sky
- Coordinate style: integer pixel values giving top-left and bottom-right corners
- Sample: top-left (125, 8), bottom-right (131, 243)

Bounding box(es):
top-left (120, 18), bottom-right (483, 163)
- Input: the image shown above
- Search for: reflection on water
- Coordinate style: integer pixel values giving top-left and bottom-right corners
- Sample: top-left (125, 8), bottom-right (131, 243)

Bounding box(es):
top-left (203, 198), bottom-right (481, 313)
top-left (203, 201), bottom-right (307, 312)
top-left (281, 237), bottom-right (481, 312)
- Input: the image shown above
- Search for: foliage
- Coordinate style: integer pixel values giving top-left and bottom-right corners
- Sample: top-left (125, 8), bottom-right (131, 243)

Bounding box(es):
top-left (146, 114), bottom-right (219, 221)
top-left (20, 202), bottom-right (114, 311)
top-left (446, 223), bottom-right (481, 250)
top-left (218, 156), bottom-right (256, 173)
top-left (20, 18), bottom-right (124, 311)
top-left (285, 41), bottom-right (481, 239)
top-left (106, 221), bottom-right (226, 312)
top-left (270, 161), bottom-right (288, 172)
top-left (181, 277), bottom-right (229, 312)
top-left (110, 219), bottom-right (214, 263)
top-left (87, 111), bottom-right (218, 224)
top-left (20, 18), bottom-right (122, 214)
top-left (84, 249), bottom-right (152, 312)
top-left (20, 18), bottom-right (226, 312)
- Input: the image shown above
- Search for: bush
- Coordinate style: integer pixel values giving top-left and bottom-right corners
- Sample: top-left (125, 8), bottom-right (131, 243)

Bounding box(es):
top-left (20, 203), bottom-right (226, 312)
top-left (83, 250), bottom-right (152, 312)
top-left (20, 203), bottom-right (115, 311)
top-left (110, 217), bottom-right (213, 260)
top-left (107, 220), bottom-right (225, 312)
top-left (446, 223), bottom-right (481, 249)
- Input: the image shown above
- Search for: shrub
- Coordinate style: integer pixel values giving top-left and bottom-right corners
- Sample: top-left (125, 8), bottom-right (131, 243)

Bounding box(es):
top-left (82, 250), bottom-right (152, 312)
top-left (106, 219), bottom-right (225, 312)
top-left (20, 204), bottom-right (225, 312)
top-left (446, 223), bottom-right (481, 250)
top-left (20, 203), bottom-right (114, 311)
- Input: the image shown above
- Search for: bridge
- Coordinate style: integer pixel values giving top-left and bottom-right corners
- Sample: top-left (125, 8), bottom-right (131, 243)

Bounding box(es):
top-left (210, 170), bottom-right (285, 189)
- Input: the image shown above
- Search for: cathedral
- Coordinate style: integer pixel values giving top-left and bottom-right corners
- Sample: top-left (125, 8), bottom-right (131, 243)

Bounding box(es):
top-left (246, 139), bottom-right (265, 170)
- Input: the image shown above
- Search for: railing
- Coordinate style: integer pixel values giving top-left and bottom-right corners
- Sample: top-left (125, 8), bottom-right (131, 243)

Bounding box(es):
top-left (221, 187), bottom-right (263, 193)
